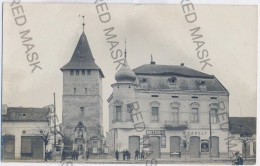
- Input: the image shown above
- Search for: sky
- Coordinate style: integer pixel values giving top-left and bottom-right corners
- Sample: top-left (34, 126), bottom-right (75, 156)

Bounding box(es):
top-left (2, 3), bottom-right (257, 133)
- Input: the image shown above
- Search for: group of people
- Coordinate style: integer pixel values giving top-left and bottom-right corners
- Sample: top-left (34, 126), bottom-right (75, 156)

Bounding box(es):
top-left (72, 150), bottom-right (79, 160)
top-left (115, 149), bottom-right (145, 161)
top-left (135, 149), bottom-right (145, 160)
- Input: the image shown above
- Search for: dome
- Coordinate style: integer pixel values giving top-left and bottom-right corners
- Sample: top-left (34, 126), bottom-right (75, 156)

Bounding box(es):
top-left (115, 58), bottom-right (136, 83)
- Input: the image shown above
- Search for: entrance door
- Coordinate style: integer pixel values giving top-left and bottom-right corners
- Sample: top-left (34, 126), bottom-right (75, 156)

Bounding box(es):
top-left (170, 136), bottom-right (180, 153)
top-left (129, 136), bottom-right (140, 159)
top-left (190, 136), bottom-right (200, 158)
top-left (149, 136), bottom-right (160, 158)
top-left (2, 135), bottom-right (15, 160)
top-left (211, 136), bottom-right (219, 157)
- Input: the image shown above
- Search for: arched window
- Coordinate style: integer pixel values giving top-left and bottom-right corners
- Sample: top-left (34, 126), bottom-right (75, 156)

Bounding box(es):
top-left (190, 102), bottom-right (199, 122)
top-left (170, 102), bottom-right (180, 123)
top-left (150, 101), bottom-right (160, 122)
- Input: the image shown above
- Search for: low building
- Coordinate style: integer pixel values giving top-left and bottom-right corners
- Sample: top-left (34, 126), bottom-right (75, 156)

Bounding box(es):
top-left (107, 53), bottom-right (230, 159)
top-left (228, 117), bottom-right (256, 159)
top-left (1, 105), bottom-right (50, 160)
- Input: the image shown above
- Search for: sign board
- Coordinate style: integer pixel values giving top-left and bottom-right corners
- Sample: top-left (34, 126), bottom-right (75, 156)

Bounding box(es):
top-left (146, 130), bottom-right (165, 135)
top-left (93, 148), bottom-right (98, 154)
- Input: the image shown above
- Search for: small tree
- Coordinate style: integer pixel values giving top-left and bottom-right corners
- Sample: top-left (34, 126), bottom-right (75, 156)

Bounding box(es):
top-left (34, 127), bottom-right (52, 161)
top-left (235, 137), bottom-right (254, 159)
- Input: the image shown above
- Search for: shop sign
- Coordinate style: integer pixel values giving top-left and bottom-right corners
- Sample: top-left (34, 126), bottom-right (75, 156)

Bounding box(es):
top-left (146, 130), bottom-right (165, 135)
top-left (183, 130), bottom-right (208, 136)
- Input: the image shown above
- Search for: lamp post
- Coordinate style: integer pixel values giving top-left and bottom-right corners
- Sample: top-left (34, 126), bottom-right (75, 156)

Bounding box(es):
top-left (209, 109), bottom-right (212, 160)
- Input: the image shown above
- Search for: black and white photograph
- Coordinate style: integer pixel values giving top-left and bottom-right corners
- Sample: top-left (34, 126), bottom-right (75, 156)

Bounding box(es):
top-left (1, 1), bottom-right (258, 165)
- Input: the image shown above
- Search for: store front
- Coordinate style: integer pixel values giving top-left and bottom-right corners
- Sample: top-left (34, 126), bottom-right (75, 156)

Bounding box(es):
top-left (21, 136), bottom-right (43, 160)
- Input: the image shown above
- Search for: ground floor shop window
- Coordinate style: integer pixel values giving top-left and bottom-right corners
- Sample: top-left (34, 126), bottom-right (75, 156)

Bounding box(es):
top-left (201, 140), bottom-right (209, 152)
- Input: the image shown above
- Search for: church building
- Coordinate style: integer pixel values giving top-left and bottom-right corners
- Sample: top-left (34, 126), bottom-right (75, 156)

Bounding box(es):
top-left (61, 24), bottom-right (104, 157)
top-left (107, 48), bottom-right (229, 159)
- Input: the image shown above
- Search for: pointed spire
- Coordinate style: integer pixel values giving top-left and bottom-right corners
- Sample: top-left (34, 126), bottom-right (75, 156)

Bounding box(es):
top-left (124, 37), bottom-right (127, 58)
top-left (150, 54), bottom-right (155, 64)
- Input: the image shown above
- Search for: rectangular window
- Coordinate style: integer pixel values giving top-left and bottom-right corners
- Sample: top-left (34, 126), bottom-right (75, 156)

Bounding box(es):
top-left (191, 96), bottom-right (198, 99)
top-left (171, 107), bottom-right (179, 122)
top-left (74, 88), bottom-right (76, 94)
top-left (21, 137), bottom-right (32, 154)
top-left (115, 106), bottom-right (122, 121)
top-left (70, 70), bottom-right (74, 76)
top-left (76, 70), bottom-right (79, 76)
top-left (85, 88), bottom-right (87, 94)
top-left (210, 97), bottom-right (217, 100)
top-left (191, 108), bottom-right (199, 122)
top-left (172, 96), bottom-right (179, 98)
top-left (210, 108), bottom-right (219, 123)
top-left (126, 105), bottom-right (133, 122)
top-left (151, 107), bottom-right (159, 122)
top-left (80, 107), bottom-right (85, 116)
top-left (87, 70), bottom-right (91, 75)
top-left (82, 70), bottom-right (85, 75)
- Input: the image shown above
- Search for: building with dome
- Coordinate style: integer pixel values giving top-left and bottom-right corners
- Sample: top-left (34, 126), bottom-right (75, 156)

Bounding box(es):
top-left (61, 27), bottom-right (104, 157)
top-left (107, 48), bottom-right (230, 159)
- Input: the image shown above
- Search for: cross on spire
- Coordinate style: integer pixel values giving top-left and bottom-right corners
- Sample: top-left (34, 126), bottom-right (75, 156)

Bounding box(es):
top-left (81, 15), bottom-right (85, 32)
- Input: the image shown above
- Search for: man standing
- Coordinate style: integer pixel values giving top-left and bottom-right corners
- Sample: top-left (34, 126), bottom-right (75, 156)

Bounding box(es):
top-left (123, 149), bottom-right (126, 160)
top-left (115, 150), bottom-right (119, 161)
top-left (234, 152), bottom-right (243, 165)
top-left (86, 150), bottom-right (89, 160)
top-left (141, 150), bottom-right (145, 160)
top-left (135, 149), bottom-right (139, 160)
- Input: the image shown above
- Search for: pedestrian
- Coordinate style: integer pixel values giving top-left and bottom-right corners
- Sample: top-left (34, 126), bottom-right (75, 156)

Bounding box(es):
top-left (123, 149), bottom-right (126, 160)
top-left (141, 150), bottom-right (144, 160)
top-left (234, 152), bottom-right (243, 165)
top-left (72, 150), bottom-right (75, 160)
top-left (115, 150), bottom-right (119, 160)
top-left (86, 150), bottom-right (89, 160)
top-left (75, 151), bottom-right (79, 160)
top-left (135, 149), bottom-right (139, 160)
top-left (62, 150), bottom-right (66, 161)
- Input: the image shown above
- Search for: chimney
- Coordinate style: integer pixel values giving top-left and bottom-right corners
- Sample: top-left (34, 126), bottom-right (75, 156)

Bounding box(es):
top-left (181, 63), bottom-right (184, 66)
top-left (2, 104), bottom-right (7, 115)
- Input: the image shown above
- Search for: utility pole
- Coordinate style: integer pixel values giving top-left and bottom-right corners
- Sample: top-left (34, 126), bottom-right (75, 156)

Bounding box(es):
top-left (209, 109), bottom-right (212, 160)
top-left (54, 93), bottom-right (56, 147)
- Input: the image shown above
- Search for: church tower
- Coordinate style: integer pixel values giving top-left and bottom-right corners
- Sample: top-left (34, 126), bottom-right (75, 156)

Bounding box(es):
top-left (61, 18), bottom-right (104, 155)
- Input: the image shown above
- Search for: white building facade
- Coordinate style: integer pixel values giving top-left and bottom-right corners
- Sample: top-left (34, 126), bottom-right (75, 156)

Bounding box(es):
top-left (1, 106), bottom-right (50, 160)
top-left (107, 55), bottom-right (230, 159)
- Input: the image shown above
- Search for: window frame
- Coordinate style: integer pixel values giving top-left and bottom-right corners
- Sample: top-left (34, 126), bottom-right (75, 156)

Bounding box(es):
top-left (150, 101), bottom-right (160, 122)
top-left (190, 102), bottom-right (200, 123)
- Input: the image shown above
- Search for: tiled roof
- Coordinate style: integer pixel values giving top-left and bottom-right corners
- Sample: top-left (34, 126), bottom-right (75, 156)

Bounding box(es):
top-left (61, 32), bottom-right (104, 78)
top-left (2, 107), bottom-right (49, 122)
top-left (133, 64), bottom-right (214, 78)
top-left (132, 64), bottom-right (228, 92)
top-left (229, 117), bottom-right (256, 134)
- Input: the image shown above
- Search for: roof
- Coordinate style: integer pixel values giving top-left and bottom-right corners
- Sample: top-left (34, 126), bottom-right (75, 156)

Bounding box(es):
top-left (2, 107), bottom-right (50, 122)
top-left (132, 64), bottom-right (228, 92)
top-left (133, 64), bottom-right (214, 78)
top-left (61, 32), bottom-right (104, 78)
top-left (229, 117), bottom-right (256, 134)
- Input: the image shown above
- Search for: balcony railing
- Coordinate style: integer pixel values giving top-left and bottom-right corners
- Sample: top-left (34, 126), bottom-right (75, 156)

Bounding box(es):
top-left (164, 120), bottom-right (189, 130)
